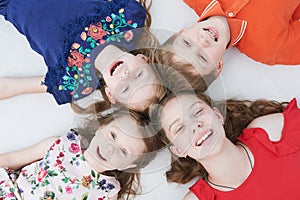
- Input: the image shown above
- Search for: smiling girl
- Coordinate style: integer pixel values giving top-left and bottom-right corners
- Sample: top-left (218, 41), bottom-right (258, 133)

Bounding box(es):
top-left (149, 68), bottom-right (300, 199)
top-left (0, 109), bottom-right (163, 200)
top-left (0, 0), bottom-right (164, 113)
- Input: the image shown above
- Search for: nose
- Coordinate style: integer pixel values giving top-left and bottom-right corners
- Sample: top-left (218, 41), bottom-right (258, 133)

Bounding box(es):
top-left (103, 143), bottom-right (116, 156)
top-left (120, 70), bottom-right (130, 80)
top-left (197, 33), bottom-right (210, 48)
top-left (191, 122), bottom-right (202, 134)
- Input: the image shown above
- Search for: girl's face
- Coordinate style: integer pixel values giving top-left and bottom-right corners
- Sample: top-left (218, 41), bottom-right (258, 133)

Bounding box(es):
top-left (95, 45), bottom-right (158, 110)
top-left (171, 16), bottom-right (230, 78)
top-left (160, 94), bottom-right (226, 161)
top-left (84, 115), bottom-right (146, 172)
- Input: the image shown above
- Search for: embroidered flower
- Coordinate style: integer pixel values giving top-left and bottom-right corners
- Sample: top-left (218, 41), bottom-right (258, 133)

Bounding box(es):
top-left (71, 43), bottom-right (81, 49)
top-left (82, 87), bottom-right (93, 95)
top-left (37, 168), bottom-right (48, 182)
top-left (65, 186), bottom-right (73, 194)
top-left (68, 50), bottom-right (85, 67)
top-left (87, 22), bottom-right (107, 41)
top-left (106, 16), bottom-right (112, 22)
top-left (80, 32), bottom-right (87, 41)
top-left (69, 143), bottom-right (80, 154)
top-left (81, 175), bottom-right (92, 188)
top-left (124, 30), bottom-right (134, 42)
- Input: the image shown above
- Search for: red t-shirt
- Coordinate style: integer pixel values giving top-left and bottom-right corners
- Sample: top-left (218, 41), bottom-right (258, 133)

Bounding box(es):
top-left (184, 0), bottom-right (300, 65)
top-left (190, 98), bottom-right (300, 199)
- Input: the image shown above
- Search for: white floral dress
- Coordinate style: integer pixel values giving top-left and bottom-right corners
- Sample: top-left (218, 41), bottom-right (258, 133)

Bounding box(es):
top-left (0, 130), bottom-right (120, 200)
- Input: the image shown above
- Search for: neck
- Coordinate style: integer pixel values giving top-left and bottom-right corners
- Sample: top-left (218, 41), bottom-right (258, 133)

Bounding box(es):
top-left (200, 140), bottom-right (253, 190)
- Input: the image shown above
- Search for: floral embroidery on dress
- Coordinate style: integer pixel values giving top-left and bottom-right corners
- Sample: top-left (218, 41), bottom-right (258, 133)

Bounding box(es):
top-left (59, 8), bottom-right (138, 99)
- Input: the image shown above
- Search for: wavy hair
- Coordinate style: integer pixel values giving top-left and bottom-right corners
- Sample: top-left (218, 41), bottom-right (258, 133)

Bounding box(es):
top-left (148, 66), bottom-right (287, 184)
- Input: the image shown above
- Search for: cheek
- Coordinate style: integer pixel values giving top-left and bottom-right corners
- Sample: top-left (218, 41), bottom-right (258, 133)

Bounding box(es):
top-left (171, 135), bottom-right (191, 153)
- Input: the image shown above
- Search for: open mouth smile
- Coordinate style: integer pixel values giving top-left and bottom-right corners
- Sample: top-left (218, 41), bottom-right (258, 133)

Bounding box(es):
top-left (195, 130), bottom-right (213, 146)
top-left (97, 147), bottom-right (107, 161)
top-left (110, 61), bottom-right (124, 76)
top-left (203, 27), bottom-right (219, 42)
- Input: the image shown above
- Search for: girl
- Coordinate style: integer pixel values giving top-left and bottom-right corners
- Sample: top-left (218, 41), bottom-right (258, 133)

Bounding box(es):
top-left (0, 109), bottom-right (163, 200)
top-left (149, 72), bottom-right (300, 199)
top-left (0, 0), bottom-right (164, 113)
top-left (153, 0), bottom-right (300, 90)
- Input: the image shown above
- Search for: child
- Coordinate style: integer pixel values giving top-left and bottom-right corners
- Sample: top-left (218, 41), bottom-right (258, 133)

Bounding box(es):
top-left (149, 79), bottom-right (300, 199)
top-left (0, 0), bottom-right (163, 112)
top-left (154, 0), bottom-right (300, 90)
top-left (0, 109), bottom-right (163, 200)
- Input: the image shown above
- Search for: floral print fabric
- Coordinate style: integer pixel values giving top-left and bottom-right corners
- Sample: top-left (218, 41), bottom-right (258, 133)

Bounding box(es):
top-left (0, 130), bottom-right (120, 200)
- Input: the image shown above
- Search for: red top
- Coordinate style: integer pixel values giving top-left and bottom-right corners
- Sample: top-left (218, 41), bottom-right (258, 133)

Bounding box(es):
top-left (190, 98), bottom-right (300, 200)
top-left (184, 0), bottom-right (300, 65)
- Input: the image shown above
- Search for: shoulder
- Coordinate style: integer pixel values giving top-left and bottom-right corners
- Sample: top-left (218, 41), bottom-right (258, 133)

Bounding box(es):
top-left (247, 113), bottom-right (283, 141)
top-left (183, 191), bottom-right (198, 200)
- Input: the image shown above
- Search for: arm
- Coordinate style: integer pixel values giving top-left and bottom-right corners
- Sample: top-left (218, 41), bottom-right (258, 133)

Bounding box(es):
top-left (247, 113), bottom-right (284, 141)
top-left (0, 76), bottom-right (47, 100)
top-left (0, 136), bottom-right (59, 170)
top-left (183, 191), bottom-right (198, 200)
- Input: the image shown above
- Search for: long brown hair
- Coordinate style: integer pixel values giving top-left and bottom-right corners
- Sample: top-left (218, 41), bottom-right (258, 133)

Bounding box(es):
top-left (148, 67), bottom-right (287, 184)
top-left (77, 108), bottom-right (164, 199)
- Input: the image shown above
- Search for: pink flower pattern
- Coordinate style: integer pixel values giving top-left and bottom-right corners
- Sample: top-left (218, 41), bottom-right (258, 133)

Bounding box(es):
top-left (0, 130), bottom-right (119, 199)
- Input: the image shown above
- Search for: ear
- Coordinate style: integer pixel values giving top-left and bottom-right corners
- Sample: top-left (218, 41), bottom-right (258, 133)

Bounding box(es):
top-left (213, 107), bottom-right (224, 125)
top-left (136, 54), bottom-right (149, 62)
top-left (169, 145), bottom-right (187, 158)
top-left (118, 163), bottom-right (137, 171)
top-left (104, 87), bottom-right (116, 104)
top-left (215, 61), bottom-right (224, 78)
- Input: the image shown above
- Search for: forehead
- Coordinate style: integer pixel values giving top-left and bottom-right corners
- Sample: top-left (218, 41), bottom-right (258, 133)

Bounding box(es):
top-left (161, 95), bottom-right (199, 123)
top-left (110, 115), bottom-right (141, 135)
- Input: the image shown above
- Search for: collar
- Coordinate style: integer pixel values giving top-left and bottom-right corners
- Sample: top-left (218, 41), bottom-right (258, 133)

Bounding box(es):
top-left (198, 0), bottom-right (247, 47)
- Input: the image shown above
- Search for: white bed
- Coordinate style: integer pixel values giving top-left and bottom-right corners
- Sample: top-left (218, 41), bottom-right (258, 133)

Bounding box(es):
top-left (1, 0), bottom-right (300, 199)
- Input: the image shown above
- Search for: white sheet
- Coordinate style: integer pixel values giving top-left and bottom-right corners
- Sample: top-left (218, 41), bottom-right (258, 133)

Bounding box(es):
top-left (1, 0), bottom-right (300, 199)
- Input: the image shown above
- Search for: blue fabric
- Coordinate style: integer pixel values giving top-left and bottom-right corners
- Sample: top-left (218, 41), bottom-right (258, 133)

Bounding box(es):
top-left (1, 0), bottom-right (146, 104)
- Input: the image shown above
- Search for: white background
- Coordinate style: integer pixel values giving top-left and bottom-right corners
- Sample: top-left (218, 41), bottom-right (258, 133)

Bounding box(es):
top-left (1, 0), bottom-right (300, 199)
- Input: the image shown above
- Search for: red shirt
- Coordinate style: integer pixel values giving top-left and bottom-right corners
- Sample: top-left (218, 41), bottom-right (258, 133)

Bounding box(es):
top-left (190, 98), bottom-right (300, 199)
top-left (184, 0), bottom-right (300, 65)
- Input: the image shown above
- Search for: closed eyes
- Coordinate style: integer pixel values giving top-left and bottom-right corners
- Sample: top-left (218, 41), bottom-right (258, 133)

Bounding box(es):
top-left (110, 131), bottom-right (117, 140)
top-left (182, 39), bottom-right (191, 47)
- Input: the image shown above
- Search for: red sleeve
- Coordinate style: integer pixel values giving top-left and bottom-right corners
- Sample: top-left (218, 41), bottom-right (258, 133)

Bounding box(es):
top-left (279, 98), bottom-right (300, 152)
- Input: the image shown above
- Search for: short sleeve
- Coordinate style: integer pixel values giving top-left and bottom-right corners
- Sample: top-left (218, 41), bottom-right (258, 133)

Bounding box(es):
top-left (239, 98), bottom-right (300, 157)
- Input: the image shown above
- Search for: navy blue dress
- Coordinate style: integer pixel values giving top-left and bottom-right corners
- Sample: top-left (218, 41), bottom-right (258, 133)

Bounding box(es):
top-left (0, 0), bottom-right (146, 104)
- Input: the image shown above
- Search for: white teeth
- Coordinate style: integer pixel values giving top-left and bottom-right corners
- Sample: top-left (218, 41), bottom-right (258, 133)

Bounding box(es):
top-left (112, 62), bottom-right (122, 76)
top-left (208, 30), bottom-right (216, 40)
top-left (196, 131), bottom-right (212, 146)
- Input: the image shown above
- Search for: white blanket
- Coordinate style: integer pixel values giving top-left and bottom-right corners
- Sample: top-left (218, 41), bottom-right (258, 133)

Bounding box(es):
top-left (1, 0), bottom-right (300, 199)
